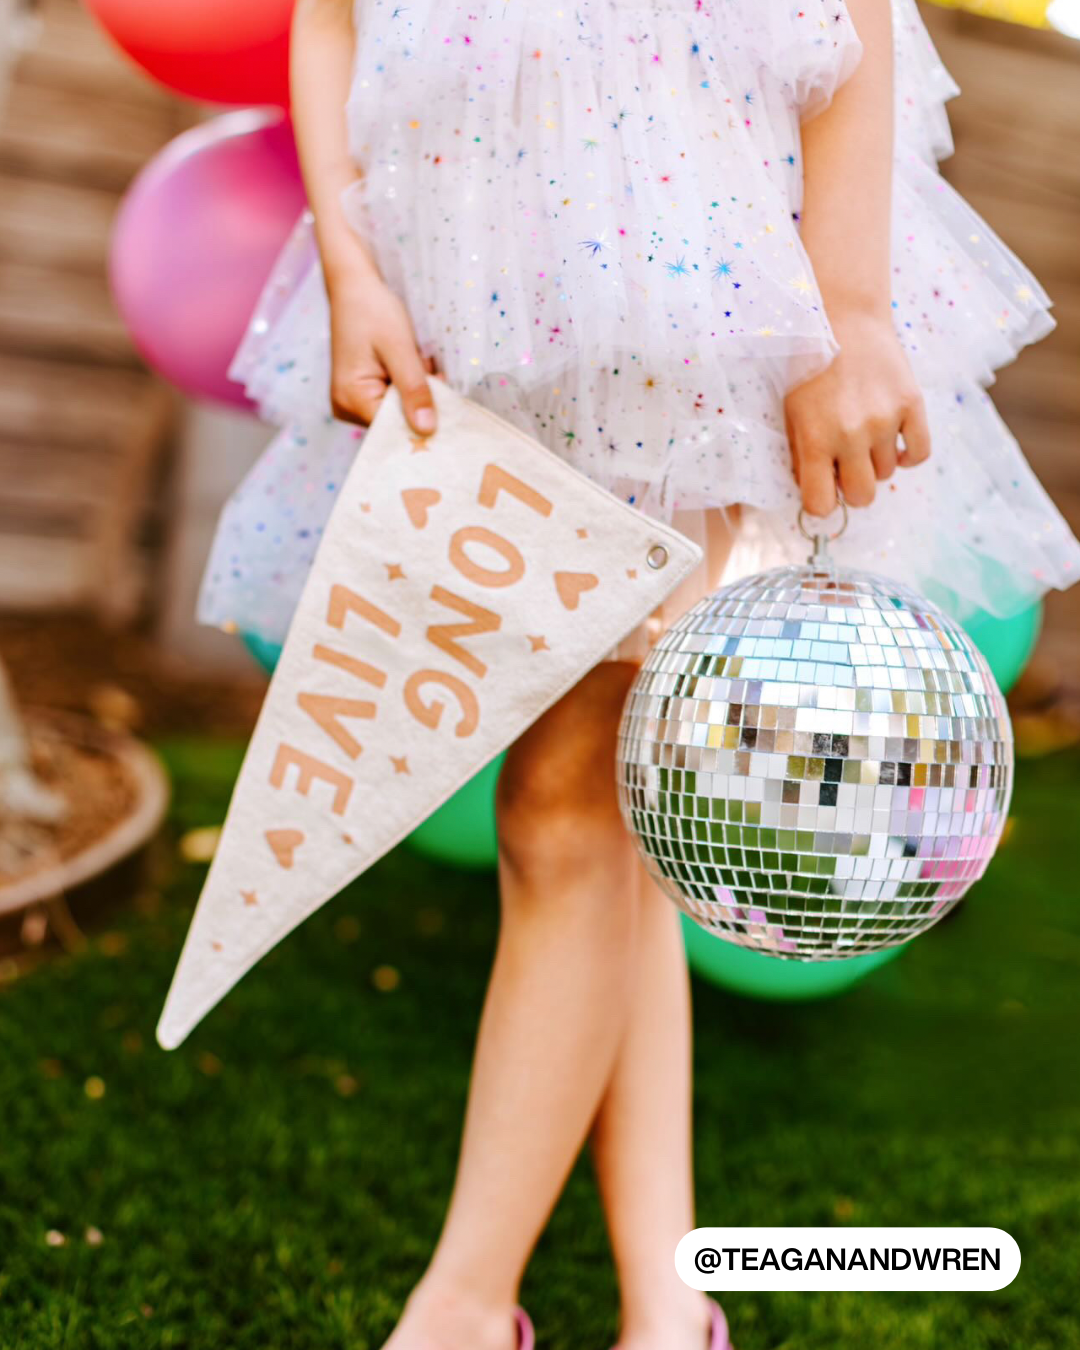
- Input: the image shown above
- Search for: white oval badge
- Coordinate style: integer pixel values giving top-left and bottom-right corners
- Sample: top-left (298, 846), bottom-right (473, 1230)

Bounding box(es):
top-left (675, 1228), bottom-right (1020, 1292)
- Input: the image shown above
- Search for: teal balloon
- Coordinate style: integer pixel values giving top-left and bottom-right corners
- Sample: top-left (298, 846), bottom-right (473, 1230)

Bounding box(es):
top-left (242, 632), bottom-right (284, 674)
top-left (240, 632), bottom-right (501, 870)
top-left (683, 917), bottom-right (903, 1001)
top-left (962, 601), bottom-right (1042, 695)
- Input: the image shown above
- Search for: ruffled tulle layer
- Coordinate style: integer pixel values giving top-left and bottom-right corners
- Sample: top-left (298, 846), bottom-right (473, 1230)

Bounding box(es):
top-left (203, 0), bottom-right (1079, 643)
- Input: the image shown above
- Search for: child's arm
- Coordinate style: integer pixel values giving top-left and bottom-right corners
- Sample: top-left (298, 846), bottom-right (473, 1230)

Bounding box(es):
top-left (291, 0), bottom-right (435, 434)
top-left (784, 0), bottom-right (930, 518)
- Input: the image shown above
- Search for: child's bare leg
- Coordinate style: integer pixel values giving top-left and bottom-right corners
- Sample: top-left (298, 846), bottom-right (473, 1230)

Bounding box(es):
top-left (384, 660), bottom-right (643, 1350)
top-left (590, 863), bottom-right (714, 1350)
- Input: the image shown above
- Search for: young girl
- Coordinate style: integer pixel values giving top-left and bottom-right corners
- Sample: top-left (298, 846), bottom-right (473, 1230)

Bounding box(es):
top-left (200, 2), bottom-right (1080, 1346)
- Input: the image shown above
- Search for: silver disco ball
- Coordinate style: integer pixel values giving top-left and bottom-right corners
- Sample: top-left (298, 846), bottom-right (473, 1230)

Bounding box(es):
top-left (617, 541), bottom-right (1014, 960)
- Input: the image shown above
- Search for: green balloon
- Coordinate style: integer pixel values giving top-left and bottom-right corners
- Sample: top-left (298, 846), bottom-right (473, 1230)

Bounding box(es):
top-left (241, 633), bottom-right (502, 870)
top-left (408, 753), bottom-right (503, 870)
top-left (961, 601), bottom-right (1042, 695)
top-left (683, 916), bottom-right (903, 1001)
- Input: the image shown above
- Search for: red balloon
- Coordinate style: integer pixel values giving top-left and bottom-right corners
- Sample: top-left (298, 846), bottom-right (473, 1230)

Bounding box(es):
top-left (110, 111), bottom-right (308, 409)
top-left (83, 0), bottom-right (293, 107)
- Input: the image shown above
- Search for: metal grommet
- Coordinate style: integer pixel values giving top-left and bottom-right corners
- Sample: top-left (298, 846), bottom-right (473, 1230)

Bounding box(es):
top-left (647, 544), bottom-right (669, 570)
top-left (797, 494), bottom-right (849, 545)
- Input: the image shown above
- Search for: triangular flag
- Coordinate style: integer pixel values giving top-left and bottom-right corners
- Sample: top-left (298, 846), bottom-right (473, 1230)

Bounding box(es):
top-left (157, 382), bottom-right (702, 1049)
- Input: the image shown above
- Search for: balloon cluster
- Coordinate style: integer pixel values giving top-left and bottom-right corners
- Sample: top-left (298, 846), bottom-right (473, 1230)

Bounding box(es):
top-left (89, 0), bottom-right (306, 408)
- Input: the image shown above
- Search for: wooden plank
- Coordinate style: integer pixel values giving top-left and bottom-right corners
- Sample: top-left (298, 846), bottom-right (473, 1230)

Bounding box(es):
top-left (94, 383), bottom-right (176, 624)
top-left (14, 0), bottom-right (182, 108)
top-left (1006, 413), bottom-right (1080, 486)
top-left (921, 3), bottom-right (1080, 65)
top-left (0, 79), bottom-right (179, 192)
top-left (933, 42), bottom-right (1080, 144)
top-left (0, 499), bottom-right (98, 534)
top-left (0, 534), bottom-right (117, 608)
top-left (943, 106), bottom-right (1080, 208)
top-left (0, 355), bottom-right (149, 446)
top-left (0, 260), bottom-right (138, 364)
top-left (0, 450), bottom-right (121, 510)
top-left (0, 361), bottom-right (174, 515)
top-left (994, 346), bottom-right (1080, 426)
top-left (0, 0), bottom-right (33, 113)
top-left (1040, 281), bottom-right (1080, 347)
top-left (0, 174), bottom-right (117, 273)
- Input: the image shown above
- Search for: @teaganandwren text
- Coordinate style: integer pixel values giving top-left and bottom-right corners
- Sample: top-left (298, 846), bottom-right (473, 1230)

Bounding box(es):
top-left (675, 1227), bottom-right (1020, 1291)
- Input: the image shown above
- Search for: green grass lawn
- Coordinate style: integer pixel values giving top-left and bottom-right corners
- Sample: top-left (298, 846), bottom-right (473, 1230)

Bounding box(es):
top-left (2, 740), bottom-right (1079, 1350)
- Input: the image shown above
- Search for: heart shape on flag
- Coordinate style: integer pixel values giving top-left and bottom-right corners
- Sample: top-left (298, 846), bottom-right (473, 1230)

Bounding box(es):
top-left (401, 487), bottom-right (442, 530)
top-left (555, 571), bottom-right (600, 611)
top-left (265, 828), bottom-right (305, 870)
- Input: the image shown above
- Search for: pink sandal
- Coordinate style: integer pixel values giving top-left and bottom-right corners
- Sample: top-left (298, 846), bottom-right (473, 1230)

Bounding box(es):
top-left (517, 1307), bottom-right (535, 1350)
top-left (707, 1301), bottom-right (733, 1350)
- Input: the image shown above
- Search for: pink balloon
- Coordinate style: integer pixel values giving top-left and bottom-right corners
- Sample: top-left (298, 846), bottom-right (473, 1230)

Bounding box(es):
top-left (110, 111), bottom-right (307, 409)
top-left (84, 0), bottom-right (292, 108)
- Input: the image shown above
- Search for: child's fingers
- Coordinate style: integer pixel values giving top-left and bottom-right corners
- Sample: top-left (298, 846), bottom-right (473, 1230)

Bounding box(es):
top-left (898, 397), bottom-right (931, 466)
top-left (330, 369), bottom-right (388, 427)
top-left (799, 452), bottom-right (839, 518)
top-left (380, 338), bottom-right (437, 436)
top-left (871, 439), bottom-right (899, 482)
top-left (838, 453), bottom-right (877, 508)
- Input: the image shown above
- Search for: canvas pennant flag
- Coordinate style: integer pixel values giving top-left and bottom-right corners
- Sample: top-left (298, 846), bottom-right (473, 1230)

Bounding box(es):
top-left (157, 381), bottom-right (703, 1049)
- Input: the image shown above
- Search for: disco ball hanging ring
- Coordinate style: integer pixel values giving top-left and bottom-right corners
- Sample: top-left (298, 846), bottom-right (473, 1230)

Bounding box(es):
top-left (617, 509), bottom-right (1013, 960)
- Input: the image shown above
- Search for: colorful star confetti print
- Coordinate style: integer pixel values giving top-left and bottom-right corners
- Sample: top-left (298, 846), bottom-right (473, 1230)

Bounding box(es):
top-left (201, 0), bottom-right (1079, 645)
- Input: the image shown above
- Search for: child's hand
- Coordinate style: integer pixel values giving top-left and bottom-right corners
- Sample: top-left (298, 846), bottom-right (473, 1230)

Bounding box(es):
top-left (784, 311), bottom-right (931, 517)
top-left (327, 270), bottom-right (437, 436)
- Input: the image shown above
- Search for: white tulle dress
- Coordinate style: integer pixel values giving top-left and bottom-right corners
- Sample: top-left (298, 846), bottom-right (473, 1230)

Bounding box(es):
top-left (199, 0), bottom-right (1080, 647)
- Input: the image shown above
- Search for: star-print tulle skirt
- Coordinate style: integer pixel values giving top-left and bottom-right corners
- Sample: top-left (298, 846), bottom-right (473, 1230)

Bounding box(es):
top-left (199, 0), bottom-right (1080, 645)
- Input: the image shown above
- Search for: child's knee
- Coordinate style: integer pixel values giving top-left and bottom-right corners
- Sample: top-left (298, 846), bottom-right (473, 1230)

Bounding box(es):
top-left (495, 667), bottom-right (637, 886)
top-left (496, 742), bottom-right (620, 880)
